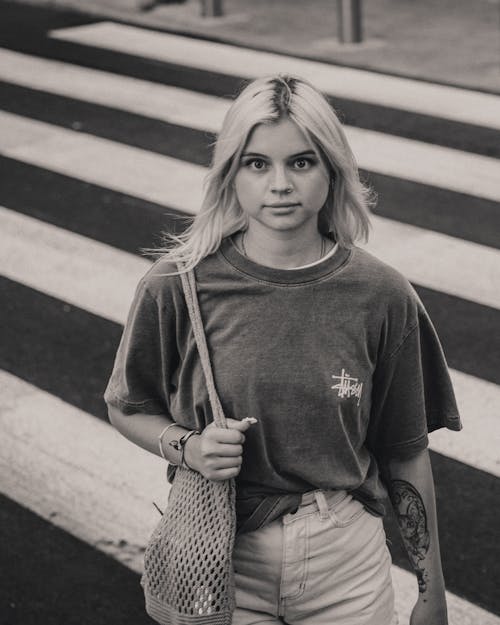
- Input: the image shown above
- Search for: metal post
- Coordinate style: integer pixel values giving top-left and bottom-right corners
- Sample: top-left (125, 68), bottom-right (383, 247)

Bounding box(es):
top-left (337, 0), bottom-right (363, 44)
top-left (200, 0), bottom-right (223, 17)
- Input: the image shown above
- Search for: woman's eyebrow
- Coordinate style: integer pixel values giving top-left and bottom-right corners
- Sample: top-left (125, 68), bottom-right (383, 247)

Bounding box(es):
top-left (240, 152), bottom-right (268, 158)
top-left (241, 150), bottom-right (317, 158)
top-left (289, 150), bottom-right (317, 158)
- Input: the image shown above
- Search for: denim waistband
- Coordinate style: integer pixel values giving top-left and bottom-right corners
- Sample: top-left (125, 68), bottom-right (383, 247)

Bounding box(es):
top-left (292, 490), bottom-right (348, 519)
top-left (237, 490), bottom-right (350, 535)
top-left (300, 489), bottom-right (346, 506)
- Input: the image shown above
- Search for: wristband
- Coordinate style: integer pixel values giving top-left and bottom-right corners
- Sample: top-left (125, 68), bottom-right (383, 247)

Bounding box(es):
top-left (179, 430), bottom-right (201, 469)
top-left (169, 429), bottom-right (200, 469)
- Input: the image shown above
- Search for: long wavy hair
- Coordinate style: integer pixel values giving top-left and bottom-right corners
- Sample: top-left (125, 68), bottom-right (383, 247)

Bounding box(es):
top-left (153, 74), bottom-right (373, 271)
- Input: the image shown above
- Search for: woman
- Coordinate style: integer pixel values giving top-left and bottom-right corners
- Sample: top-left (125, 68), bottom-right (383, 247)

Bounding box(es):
top-left (105, 75), bottom-right (461, 625)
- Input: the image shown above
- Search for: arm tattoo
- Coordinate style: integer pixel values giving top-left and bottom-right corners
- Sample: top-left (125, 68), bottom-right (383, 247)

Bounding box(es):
top-left (390, 479), bottom-right (430, 593)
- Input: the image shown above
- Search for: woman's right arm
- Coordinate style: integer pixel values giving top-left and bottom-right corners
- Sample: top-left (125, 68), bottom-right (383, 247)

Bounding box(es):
top-left (108, 405), bottom-right (254, 480)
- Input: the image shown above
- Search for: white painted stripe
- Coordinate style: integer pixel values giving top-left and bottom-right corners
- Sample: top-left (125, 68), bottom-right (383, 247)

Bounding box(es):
top-left (345, 126), bottom-right (500, 202)
top-left (1, 208), bottom-right (498, 477)
top-left (434, 370), bottom-right (500, 476)
top-left (0, 206), bottom-right (150, 324)
top-left (2, 51), bottom-right (499, 203)
top-left (0, 112), bottom-right (205, 214)
top-left (49, 22), bottom-right (500, 131)
top-left (0, 48), bottom-right (226, 133)
top-left (361, 216), bottom-right (500, 311)
top-left (1, 370), bottom-right (498, 625)
top-left (0, 369), bottom-right (167, 572)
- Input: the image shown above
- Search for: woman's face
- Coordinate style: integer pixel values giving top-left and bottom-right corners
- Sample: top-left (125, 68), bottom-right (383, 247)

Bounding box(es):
top-left (233, 117), bottom-right (330, 236)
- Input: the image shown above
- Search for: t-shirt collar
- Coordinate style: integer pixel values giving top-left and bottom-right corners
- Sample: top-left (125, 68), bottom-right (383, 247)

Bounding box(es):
top-left (218, 235), bottom-right (352, 285)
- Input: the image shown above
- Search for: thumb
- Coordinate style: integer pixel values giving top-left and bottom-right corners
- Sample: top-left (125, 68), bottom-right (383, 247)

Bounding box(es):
top-left (226, 417), bottom-right (258, 432)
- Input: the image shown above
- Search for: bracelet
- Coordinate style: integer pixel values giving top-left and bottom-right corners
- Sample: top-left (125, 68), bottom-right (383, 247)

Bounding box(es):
top-left (179, 430), bottom-right (201, 470)
top-left (158, 422), bottom-right (179, 460)
top-left (161, 425), bottom-right (200, 468)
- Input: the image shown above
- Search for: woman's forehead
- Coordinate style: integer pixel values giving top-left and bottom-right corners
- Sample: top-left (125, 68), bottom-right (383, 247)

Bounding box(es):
top-left (243, 118), bottom-right (315, 156)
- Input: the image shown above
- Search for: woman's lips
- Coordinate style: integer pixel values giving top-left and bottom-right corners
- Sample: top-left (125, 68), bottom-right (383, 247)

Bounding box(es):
top-left (265, 203), bottom-right (300, 212)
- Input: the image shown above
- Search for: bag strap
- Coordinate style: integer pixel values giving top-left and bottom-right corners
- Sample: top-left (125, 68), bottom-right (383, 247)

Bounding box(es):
top-left (178, 265), bottom-right (227, 429)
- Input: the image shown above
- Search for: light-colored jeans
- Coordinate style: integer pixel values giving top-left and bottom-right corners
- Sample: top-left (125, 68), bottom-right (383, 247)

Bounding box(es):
top-left (232, 490), bottom-right (397, 625)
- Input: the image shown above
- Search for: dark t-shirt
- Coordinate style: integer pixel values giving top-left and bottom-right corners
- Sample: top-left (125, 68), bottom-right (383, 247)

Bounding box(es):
top-left (104, 237), bottom-right (461, 523)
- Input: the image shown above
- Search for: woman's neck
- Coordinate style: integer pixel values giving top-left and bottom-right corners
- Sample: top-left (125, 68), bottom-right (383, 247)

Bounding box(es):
top-left (238, 227), bottom-right (329, 270)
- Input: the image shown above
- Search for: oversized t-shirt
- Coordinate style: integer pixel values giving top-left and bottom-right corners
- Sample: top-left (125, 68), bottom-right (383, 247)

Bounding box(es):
top-left (104, 236), bottom-right (461, 523)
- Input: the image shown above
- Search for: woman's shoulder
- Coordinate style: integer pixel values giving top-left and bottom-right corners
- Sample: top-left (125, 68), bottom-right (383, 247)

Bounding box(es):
top-left (347, 249), bottom-right (432, 358)
top-left (136, 256), bottom-right (182, 300)
top-left (348, 247), bottom-right (423, 325)
top-left (349, 247), bottom-right (416, 300)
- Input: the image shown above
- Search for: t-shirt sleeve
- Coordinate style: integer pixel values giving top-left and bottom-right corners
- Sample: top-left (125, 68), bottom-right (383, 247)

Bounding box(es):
top-left (104, 278), bottom-right (178, 416)
top-left (367, 299), bottom-right (462, 461)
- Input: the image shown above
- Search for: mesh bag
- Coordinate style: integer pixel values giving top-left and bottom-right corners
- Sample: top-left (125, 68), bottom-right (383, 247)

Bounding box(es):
top-left (141, 267), bottom-right (237, 625)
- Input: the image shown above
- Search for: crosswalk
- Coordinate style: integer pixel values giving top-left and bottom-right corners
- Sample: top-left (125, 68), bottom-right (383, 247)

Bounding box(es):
top-left (4, 50), bottom-right (500, 200)
top-left (2, 116), bottom-right (499, 308)
top-left (49, 22), bottom-right (500, 130)
top-left (0, 7), bottom-right (499, 624)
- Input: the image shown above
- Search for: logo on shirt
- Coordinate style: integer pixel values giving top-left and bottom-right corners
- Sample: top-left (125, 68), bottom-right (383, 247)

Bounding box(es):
top-left (331, 369), bottom-right (363, 406)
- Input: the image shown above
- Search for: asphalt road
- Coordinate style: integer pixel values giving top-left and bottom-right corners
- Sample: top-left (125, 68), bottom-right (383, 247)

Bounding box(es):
top-left (0, 2), bottom-right (499, 624)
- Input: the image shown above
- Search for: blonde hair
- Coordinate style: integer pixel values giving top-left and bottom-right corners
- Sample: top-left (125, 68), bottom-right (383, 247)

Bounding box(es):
top-left (152, 74), bottom-right (373, 271)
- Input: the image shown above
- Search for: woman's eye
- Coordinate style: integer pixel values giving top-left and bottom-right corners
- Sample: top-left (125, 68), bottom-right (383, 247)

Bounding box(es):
top-left (245, 159), bottom-right (267, 170)
top-left (294, 158), bottom-right (313, 169)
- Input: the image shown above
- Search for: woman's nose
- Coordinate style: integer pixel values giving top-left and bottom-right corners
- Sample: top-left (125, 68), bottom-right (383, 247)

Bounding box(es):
top-left (270, 165), bottom-right (292, 194)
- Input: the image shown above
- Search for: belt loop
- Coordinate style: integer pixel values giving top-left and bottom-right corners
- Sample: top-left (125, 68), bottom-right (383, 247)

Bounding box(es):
top-left (314, 491), bottom-right (330, 520)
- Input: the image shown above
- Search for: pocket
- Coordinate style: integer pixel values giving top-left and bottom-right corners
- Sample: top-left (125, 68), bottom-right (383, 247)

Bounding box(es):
top-left (328, 493), bottom-right (367, 527)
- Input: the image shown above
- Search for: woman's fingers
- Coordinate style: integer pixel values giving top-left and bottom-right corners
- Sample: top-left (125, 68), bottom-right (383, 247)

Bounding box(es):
top-left (210, 467), bottom-right (242, 481)
top-left (200, 438), bottom-right (242, 457)
top-left (213, 443), bottom-right (244, 457)
top-left (201, 454), bottom-right (243, 481)
top-left (194, 417), bottom-right (257, 480)
top-left (205, 417), bottom-right (257, 445)
top-left (211, 428), bottom-right (245, 444)
top-left (211, 455), bottom-right (243, 469)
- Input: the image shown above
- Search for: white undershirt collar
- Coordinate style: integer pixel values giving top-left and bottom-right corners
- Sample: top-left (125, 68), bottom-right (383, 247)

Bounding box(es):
top-left (284, 242), bottom-right (339, 270)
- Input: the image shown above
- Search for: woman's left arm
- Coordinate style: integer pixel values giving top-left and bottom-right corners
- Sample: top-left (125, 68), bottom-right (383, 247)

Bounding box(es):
top-left (383, 448), bottom-right (448, 625)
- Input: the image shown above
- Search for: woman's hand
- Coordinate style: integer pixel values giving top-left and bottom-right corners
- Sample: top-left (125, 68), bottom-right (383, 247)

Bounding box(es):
top-left (183, 417), bottom-right (257, 480)
top-left (410, 591), bottom-right (448, 625)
